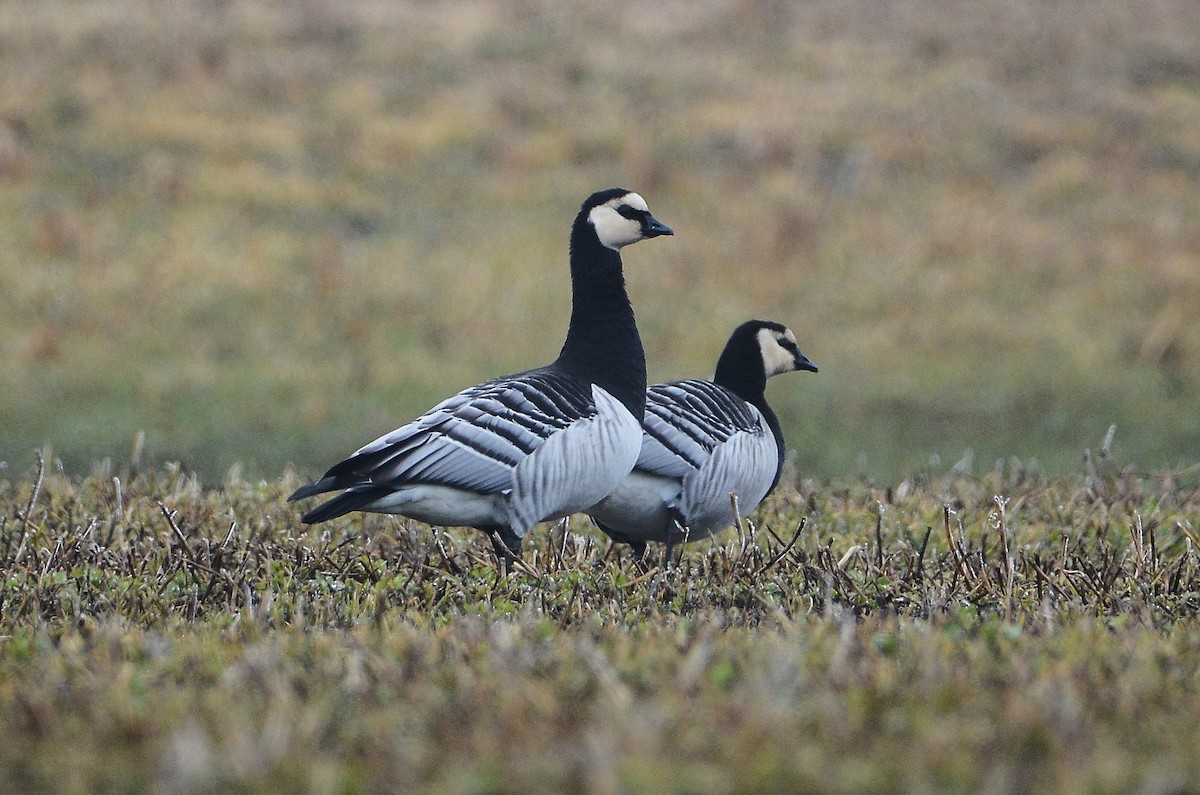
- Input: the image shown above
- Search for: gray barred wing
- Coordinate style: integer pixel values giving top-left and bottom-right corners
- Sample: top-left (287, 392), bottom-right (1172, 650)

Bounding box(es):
top-left (328, 369), bottom-right (599, 495)
top-left (636, 379), bottom-right (765, 479)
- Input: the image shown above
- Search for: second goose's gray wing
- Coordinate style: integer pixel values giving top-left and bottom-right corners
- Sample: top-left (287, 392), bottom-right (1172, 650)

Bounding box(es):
top-left (635, 380), bottom-right (764, 478)
top-left (637, 379), bottom-right (779, 535)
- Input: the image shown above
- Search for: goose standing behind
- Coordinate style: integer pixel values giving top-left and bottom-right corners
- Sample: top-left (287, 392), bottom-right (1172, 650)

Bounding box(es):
top-left (588, 320), bottom-right (817, 562)
top-left (289, 188), bottom-right (673, 572)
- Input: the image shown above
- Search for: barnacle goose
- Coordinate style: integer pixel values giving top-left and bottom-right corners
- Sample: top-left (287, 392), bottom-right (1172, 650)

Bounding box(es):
top-left (289, 189), bottom-right (672, 572)
top-left (588, 320), bottom-right (817, 561)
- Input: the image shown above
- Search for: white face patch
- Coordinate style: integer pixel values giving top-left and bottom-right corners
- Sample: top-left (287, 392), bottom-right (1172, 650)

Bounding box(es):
top-left (757, 327), bottom-right (799, 377)
top-left (589, 192), bottom-right (651, 250)
top-left (622, 192), bottom-right (649, 212)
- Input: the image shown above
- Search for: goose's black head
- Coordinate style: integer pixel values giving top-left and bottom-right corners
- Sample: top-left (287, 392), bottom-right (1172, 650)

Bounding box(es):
top-left (578, 187), bottom-right (674, 251)
top-left (715, 320), bottom-right (817, 400)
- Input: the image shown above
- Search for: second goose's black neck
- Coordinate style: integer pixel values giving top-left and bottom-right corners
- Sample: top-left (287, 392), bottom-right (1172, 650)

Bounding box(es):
top-left (555, 217), bottom-right (647, 418)
top-left (714, 338), bottom-right (786, 489)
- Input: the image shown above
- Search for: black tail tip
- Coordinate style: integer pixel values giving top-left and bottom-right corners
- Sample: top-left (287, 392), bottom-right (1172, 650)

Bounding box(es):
top-left (288, 480), bottom-right (328, 503)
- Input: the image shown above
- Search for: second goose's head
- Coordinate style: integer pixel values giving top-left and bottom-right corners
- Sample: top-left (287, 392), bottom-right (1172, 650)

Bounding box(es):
top-left (581, 188), bottom-right (674, 251)
top-left (754, 321), bottom-right (819, 378)
top-left (715, 320), bottom-right (818, 399)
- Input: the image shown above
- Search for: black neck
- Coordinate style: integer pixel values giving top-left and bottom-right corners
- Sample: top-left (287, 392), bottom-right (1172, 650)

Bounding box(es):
top-left (555, 218), bottom-right (647, 417)
top-left (715, 343), bottom-right (786, 489)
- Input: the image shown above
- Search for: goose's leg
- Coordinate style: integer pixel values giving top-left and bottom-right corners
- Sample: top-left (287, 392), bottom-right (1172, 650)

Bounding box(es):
top-left (484, 525), bottom-right (523, 575)
top-left (625, 539), bottom-right (655, 573)
top-left (627, 539), bottom-right (647, 559)
top-left (594, 519), bottom-right (651, 570)
top-left (663, 509), bottom-right (689, 569)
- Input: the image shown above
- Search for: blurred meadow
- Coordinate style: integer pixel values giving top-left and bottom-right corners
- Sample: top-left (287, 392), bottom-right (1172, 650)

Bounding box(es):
top-left (1, 0), bottom-right (1198, 481)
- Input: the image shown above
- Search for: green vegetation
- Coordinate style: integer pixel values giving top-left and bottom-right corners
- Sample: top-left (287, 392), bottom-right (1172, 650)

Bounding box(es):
top-left (2, 4), bottom-right (1198, 788)
top-left (0, 456), bottom-right (1198, 792)
top-left (1, 1), bottom-right (1198, 480)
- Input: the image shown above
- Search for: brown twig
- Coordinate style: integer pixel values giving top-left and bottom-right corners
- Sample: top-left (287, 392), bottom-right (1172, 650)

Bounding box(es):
top-left (13, 450), bottom-right (47, 565)
top-left (1130, 512), bottom-right (1146, 581)
top-left (157, 499), bottom-right (227, 584)
top-left (874, 502), bottom-right (886, 571)
top-left (754, 517), bottom-right (808, 577)
top-left (994, 495), bottom-right (1014, 620)
top-left (731, 492), bottom-right (747, 566)
top-left (943, 504), bottom-right (971, 583)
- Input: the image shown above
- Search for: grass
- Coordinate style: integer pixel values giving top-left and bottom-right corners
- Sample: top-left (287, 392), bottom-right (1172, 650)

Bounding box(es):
top-left (2, 6), bottom-right (1199, 786)
top-left (1, 452), bottom-right (1198, 792)
top-left (2, 0), bottom-right (1199, 480)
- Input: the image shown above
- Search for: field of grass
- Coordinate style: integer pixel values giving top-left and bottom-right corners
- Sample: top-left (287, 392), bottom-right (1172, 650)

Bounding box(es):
top-left (1, 454), bottom-right (1198, 792)
top-left (1, 0), bottom-right (1198, 480)
top-left (2, 5), bottom-right (1199, 790)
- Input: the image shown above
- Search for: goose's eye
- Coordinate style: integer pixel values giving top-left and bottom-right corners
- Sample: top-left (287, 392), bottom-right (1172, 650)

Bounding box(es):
top-left (616, 205), bottom-right (642, 220)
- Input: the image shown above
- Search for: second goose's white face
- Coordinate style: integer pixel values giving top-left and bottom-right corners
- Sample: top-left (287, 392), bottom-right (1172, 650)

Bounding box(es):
top-left (757, 327), bottom-right (802, 377)
top-left (589, 192), bottom-right (654, 250)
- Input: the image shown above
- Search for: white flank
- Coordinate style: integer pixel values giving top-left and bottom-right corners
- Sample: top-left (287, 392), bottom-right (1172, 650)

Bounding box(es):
top-left (361, 484), bottom-right (500, 527)
top-left (587, 470), bottom-right (679, 541)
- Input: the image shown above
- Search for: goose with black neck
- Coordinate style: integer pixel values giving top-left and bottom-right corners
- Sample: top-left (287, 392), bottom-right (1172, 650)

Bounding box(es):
top-left (588, 319), bottom-right (818, 564)
top-left (289, 188), bottom-right (672, 573)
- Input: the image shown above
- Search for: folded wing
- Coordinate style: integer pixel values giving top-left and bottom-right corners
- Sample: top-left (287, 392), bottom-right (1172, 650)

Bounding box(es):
top-left (291, 368), bottom-right (599, 501)
top-left (635, 379), bottom-right (764, 479)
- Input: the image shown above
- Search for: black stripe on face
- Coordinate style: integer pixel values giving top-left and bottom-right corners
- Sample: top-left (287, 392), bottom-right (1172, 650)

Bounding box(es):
top-left (616, 203), bottom-right (670, 236)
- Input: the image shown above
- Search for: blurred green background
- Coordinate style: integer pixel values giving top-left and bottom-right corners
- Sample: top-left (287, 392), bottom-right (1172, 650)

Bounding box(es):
top-left (1, 0), bottom-right (1197, 482)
